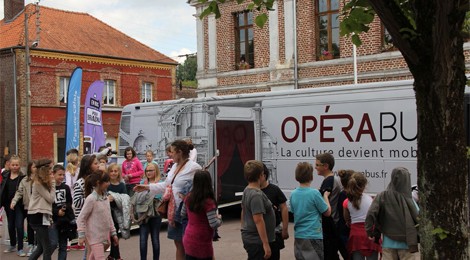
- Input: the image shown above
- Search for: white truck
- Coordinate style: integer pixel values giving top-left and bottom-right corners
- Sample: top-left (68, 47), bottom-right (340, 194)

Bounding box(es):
top-left (118, 80), bottom-right (462, 206)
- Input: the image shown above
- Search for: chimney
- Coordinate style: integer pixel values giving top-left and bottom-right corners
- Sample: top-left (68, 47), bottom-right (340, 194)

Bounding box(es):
top-left (4, 0), bottom-right (25, 22)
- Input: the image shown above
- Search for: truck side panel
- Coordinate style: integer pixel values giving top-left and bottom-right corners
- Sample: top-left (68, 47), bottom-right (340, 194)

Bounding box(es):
top-left (261, 86), bottom-right (417, 195)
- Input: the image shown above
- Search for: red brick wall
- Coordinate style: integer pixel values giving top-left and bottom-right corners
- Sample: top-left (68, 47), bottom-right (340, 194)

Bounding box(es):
top-left (198, 0), bottom-right (417, 94)
top-left (6, 51), bottom-right (175, 162)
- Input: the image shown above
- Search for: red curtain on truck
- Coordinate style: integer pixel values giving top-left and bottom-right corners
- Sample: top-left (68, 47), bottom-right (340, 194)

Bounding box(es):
top-left (216, 120), bottom-right (255, 198)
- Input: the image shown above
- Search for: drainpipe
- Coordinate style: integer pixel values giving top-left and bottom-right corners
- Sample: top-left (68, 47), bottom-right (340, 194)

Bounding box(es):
top-left (25, 12), bottom-right (32, 162)
top-left (11, 48), bottom-right (18, 154)
top-left (293, 0), bottom-right (298, 89)
top-left (353, 38), bottom-right (358, 84)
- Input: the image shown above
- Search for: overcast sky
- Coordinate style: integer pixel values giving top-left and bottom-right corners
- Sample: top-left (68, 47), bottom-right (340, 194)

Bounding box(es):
top-left (0, 0), bottom-right (197, 63)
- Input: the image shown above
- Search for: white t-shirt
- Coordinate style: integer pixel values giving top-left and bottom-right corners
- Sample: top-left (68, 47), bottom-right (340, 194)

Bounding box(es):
top-left (348, 193), bottom-right (373, 224)
top-left (189, 148), bottom-right (197, 162)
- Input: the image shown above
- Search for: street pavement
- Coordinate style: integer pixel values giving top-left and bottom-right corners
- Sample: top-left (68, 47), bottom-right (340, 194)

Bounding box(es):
top-left (0, 207), bottom-right (298, 260)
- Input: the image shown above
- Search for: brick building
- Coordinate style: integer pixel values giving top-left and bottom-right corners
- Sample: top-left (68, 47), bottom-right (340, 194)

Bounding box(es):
top-left (189, 0), bottom-right (470, 97)
top-left (0, 1), bottom-right (178, 164)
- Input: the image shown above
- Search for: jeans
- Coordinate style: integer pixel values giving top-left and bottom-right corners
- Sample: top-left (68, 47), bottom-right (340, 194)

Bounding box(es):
top-left (27, 221), bottom-right (35, 245)
top-left (5, 205), bottom-right (24, 250)
top-left (29, 225), bottom-right (52, 260)
top-left (139, 216), bottom-right (162, 260)
top-left (49, 224), bottom-right (68, 260)
top-left (109, 214), bottom-right (121, 259)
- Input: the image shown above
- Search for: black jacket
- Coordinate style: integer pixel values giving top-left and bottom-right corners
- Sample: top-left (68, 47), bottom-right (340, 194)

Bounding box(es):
top-left (52, 182), bottom-right (75, 228)
top-left (0, 170), bottom-right (26, 208)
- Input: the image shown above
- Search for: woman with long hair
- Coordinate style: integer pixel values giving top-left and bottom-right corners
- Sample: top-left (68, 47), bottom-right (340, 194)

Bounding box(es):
top-left (134, 139), bottom-right (202, 260)
top-left (10, 160), bottom-right (37, 256)
top-left (182, 170), bottom-right (222, 260)
top-left (344, 172), bottom-right (381, 260)
top-left (28, 159), bottom-right (56, 260)
top-left (72, 154), bottom-right (99, 252)
top-left (73, 154), bottom-right (99, 219)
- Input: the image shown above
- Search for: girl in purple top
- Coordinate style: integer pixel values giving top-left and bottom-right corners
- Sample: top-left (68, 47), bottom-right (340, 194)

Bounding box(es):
top-left (182, 170), bottom-right (222, 260)
top-left (121, 147), bottom-right (144, 197)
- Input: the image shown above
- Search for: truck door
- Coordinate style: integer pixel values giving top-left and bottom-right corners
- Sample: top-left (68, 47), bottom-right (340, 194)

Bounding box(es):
top-left (216, 120), bottom-right (255, 204)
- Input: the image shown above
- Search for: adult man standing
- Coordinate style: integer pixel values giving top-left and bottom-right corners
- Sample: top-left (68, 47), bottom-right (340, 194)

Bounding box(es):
top-left (260, 164), bottom-right (289, 260)
top-left (315, 153), bottom-right (346, 260)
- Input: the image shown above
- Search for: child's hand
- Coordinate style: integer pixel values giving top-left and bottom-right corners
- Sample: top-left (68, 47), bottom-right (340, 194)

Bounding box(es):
top-left (9, 202), bottom-right (15, 210)
top-left (108, 195), bottom-right (114, 202)
top-left (112, 235), bottom-right (119, 246)
top-left (263, 243), bottom-right (271, 259)
top-left (78, 237), bottom-right (86, 246)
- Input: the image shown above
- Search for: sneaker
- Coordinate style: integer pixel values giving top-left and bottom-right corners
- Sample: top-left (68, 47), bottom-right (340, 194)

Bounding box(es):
top-left (17, 249), bottom-right (27, 257)
top-left (70, 245), bottom-right (85, 250)
top-left (3, 246), bottom-right (15, 253)
top-left (27, 245), bottom-right (35, 257)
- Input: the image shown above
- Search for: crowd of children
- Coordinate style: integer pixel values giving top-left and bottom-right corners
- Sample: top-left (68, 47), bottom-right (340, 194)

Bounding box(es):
top-left (0, 144), bottom-right (419, 260)
top-left (240, 154), bottom-right (419, 260)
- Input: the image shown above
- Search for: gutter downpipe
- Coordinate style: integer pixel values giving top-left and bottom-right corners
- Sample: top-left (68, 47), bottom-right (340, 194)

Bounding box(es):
top-left (353, 38), bottom-right (358, 84)
top-left (11, 48), bottom-right (18, 154)
top-left (293, 0), bottom-right (298, 89)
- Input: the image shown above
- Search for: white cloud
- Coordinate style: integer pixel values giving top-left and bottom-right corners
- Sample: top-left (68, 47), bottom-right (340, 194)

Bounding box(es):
top-left (0, 0), bottom-right (197, 58)
top-left (170, 48), bottom-right (196, 64)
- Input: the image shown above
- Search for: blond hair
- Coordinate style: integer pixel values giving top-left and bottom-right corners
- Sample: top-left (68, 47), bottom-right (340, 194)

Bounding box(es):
top-left (66, 153), bottom-right (79, 176)
top-left (107, 163), bottom-right (122, 182)
top-left (144, 162), bottom-right (161, 183)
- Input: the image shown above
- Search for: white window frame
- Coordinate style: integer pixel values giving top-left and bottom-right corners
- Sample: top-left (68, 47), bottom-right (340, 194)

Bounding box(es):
top-left (103, 80), bottom-right (116, 106)
top-left (59, 77), bottom-right (70, 103)
top-left (141, 82), bottom-right (153, 103)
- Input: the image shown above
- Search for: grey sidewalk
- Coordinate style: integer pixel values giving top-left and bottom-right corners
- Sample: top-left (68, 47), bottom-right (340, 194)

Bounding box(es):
top-left (1, 208), bottom-right (297, 259)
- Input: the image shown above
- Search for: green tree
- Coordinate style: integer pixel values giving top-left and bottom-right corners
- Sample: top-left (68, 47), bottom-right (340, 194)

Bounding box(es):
top-left (199, 0), bottom-right (469, 258)
top-left (176, 54), bottom-right (197, 82)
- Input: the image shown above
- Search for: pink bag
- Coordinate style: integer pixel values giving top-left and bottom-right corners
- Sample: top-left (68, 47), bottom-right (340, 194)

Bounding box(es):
top-left (160, 185), bottom-right (175, 225)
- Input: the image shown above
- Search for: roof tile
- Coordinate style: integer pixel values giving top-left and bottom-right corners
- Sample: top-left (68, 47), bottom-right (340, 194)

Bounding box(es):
top-left (0, 4), bottom-right (177, 64)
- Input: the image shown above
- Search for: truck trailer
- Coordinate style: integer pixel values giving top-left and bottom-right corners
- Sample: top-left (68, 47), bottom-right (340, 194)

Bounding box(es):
top-left (118, 80), bottom-right (469, 206)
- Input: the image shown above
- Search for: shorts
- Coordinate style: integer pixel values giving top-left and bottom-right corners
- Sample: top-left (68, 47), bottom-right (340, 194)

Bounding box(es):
top-left (167, 221), bottom-right (183, 241)
top-left (294, 238), bottom-right (324, 260)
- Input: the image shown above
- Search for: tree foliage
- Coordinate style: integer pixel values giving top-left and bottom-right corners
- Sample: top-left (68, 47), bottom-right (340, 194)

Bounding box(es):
top-left (198, 0), bottom-right (273, 27)
top-left (176, 54), bottom-right (197, 82)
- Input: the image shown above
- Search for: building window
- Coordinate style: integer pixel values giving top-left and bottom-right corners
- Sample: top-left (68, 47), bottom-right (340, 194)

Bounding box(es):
top-left (59, 77), bottom-right (70, 103)
top-left (103, 80), bottom-right (115, 106)
top-left (141, 82), bottom-right (153, 103)
top-left (382, 25), bottom-right (395, 51)
top-left (234, 11), bottom-right (254, 70)
top-left (317, 0), bottom-right (340, 60)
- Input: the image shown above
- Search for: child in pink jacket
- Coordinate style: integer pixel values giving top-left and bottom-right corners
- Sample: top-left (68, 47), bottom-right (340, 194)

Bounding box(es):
top-left (121, 147), bottom-right (144, 197)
